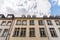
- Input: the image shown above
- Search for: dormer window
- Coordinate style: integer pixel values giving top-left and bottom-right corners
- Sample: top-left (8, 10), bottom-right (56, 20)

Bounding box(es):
top-left (7, 16), bottom-right (12, 18)
top-left (32, 15), bottom-right (36, 18)
top-left (27, 15), bottom-right (31, 18)
top-left (22, 15), bottom-right (26, 18)
top-left (7, 14), bottom-right (14, 18)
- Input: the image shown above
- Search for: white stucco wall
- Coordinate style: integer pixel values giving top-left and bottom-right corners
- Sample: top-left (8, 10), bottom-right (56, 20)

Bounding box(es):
top-left (0, 20), bottom-right (13, 40)
top-left (45, 19), bottom-right (60, 40)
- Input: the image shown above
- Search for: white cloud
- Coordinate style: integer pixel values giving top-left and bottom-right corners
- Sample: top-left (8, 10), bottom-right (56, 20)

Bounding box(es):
top-left (0, 0), bottom-right (51, 17)
top-left (58, 0), bottom-right (60, 6)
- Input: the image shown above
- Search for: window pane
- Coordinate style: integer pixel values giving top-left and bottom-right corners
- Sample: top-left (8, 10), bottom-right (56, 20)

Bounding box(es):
top-left (2, 29), bottom-right (8, 37)
top-left (38, 20), bottom-right (44, 25)
top-left (49, 28), bottom-right (57, 37)
top-left (16, 20), bottom-right (21, 25)
top-left (47, 20), bottom-right (53, 25)
top-left (13, 28), bottom-right (20, 37)
top-left (55, 20), bottom-right (60, 25)
top-left (20, 28), bottom-right (26, 37)
top-left (1, 21), bottom-right (6, 26)
top-left (0, 29), bottom-right (2, 33)
top-left (7, 21), bottom-right (12, 26)
top-left (39, 28), bottom-right (46, 37)
top-left (0, 21), bottom-right (2, 25)
top-left (7, 16), bottom-right (12, 18)
top-left (0, 29), bottom-right (2, 36)
top-left (30, 20), bottom-right (34, 25)
top-left (22, 20), bottom-right (27, 25)
top-left (29, 28), bottom-right (35, 37)
top-left (58, 28), bottom-right (60, 32)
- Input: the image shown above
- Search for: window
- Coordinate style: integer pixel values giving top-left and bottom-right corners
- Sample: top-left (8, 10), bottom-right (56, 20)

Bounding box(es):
top-left (2, 29), bottom-right (8, 37)
top-left (0, 16), bottom-right (2, 18)
top-left (22, 20), bottom-right (27, 25)
top-left (30, 20), bottom-right (34, 25)
top-left (38, 20), bottom-right (44, 25)
top-left (47, 20), bottom-right (53, 25)
top-left (39, 28), bottom-right (46, 37)
top-left (1, 21), bottom-right (6, 26)
top-left (0, 21), bottom-right (2, 25)
top-left (0, 29), bottom-right (2, 33)
top-left (7, 21), bottom-right (12, 26)
top-left (13, 28), bottom-right (20, 37)
top-left (7, 16), bottom-right (12, 18)
top-left (58, 28), bottom-right (60, 32)
top-left (49, 28), bottom-right (57, 37)
top-left (16, 20), bottom-right (21, 25)
top-left (0, 29), bottom-right (2, 36)
top-left (29, 28), bottom-right (35, 37)
top-left (20, 28), bottom-right (26, 37)
top-left (55, 20), bottom-right (60, 25)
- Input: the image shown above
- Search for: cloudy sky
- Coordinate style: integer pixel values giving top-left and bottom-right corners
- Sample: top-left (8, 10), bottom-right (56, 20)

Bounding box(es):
top-left (0, 0), bottom-right (60, 17)
top-left (49, 0), bottom-right (60, 16)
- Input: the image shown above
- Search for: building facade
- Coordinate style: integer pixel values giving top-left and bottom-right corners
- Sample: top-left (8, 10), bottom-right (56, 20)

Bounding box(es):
top-left (0, 14), bottom-right (14, 40)
top-left (0, 14), bottom-right (60, 40)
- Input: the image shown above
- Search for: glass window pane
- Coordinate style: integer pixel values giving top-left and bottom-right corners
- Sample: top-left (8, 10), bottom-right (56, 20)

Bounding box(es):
top-left (22, 20), bottom-right (27, 25)
top-left (38, 20), bottom-right (44, 25)
top-left (2, 29), bottom-right (8, 37)
top-left (58, 28), bottom-right (60, 32)
top-left (0, 29), bottom-right (2, 33)
top-left (55, 20), bottom-right (60, 25)
top-left (29, 28), bottom-right (35, 37)
top-left (47, 20), bottom-right (53, 25)
top-left (1, 21), bottom-right (6, 26)
top-left (39, 28), bottom-right (46, 37)
top-left (0, 21), bottom-right (2, 25)
top-left (20, 28), bottom-right (26, 37)
top-left (49, 28), bottom-right (57, 37)
top-left (30, 20), bottom-right (34, 25)
top-left (16, 20), bottom-right (21, 25)
top-left (13, 28), bottom-right (20, 37)
top-left (7, 21), bottom-right (12, 26)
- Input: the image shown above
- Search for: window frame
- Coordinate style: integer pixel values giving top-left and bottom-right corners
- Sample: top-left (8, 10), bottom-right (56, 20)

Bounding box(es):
top-left (2, 29), bottom-right (8, 37)
top-left (22, 20), bottom-right (27, 25)
top-left (55, 20), bottom-right (60, 25)
top-left (7, 21), bottom-right (12, 26)
top-left (30, 20), bottom-right (34, 25)
top-left (49, 28), bottom-right (58, 37)
top-left (29, 28), bottom-right (35, 37)
top-left (39, 28), bottom-right (47, 37)
top-left (1, 21), bottom-right (6, 26)
top-left (47, 20), bottom-right (53, 25)
top-left (20, 28), bottom-right (26, 37)
top-left (13, 28), bottom-right (20, 37)
top-left (38, 20), bottom-right (44, 25)
top-left (16, 20), bottom-right (21, 25)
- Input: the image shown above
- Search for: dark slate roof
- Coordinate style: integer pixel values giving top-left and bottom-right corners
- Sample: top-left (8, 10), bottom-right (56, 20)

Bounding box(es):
top-left (0, 14), bottom-right (5, 18)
